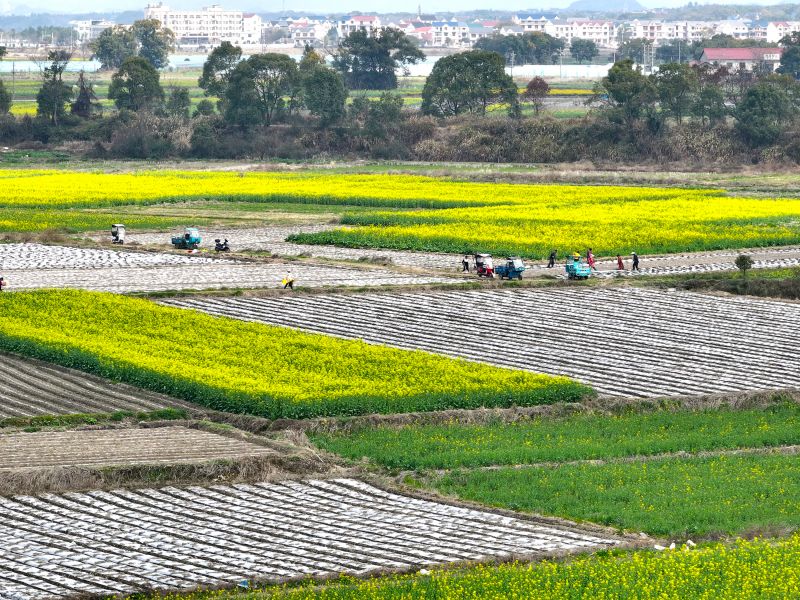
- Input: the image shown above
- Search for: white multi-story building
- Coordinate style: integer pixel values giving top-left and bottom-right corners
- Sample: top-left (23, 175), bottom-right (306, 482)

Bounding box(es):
top-left (143, 3), bottom-right (262, 47)
top-left (337, 15), bottom-right (381, 38)
top-left (71, 19), bottom-right (116, 43)
top-left (510, 15), bottom-right (618, 47)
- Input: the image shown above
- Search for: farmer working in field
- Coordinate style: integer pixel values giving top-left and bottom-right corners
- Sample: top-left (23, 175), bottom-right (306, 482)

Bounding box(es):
top-left (282, 271), bottom-right (295, 290)
top-left (0, 276), bottom-right (5, 291)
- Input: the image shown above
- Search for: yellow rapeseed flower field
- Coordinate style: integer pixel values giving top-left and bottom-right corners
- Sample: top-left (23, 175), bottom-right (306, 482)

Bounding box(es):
top-left (0, 290), bottom-right (587, 418)
top-left (165, 535), bottom-right (800, 599)
top-left (0, 168), bottom-right (797, 255)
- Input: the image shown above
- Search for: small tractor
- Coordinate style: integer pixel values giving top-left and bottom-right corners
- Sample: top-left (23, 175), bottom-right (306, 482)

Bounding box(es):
top-left (172, 227), bottom-right (202, 250)
top-left (474, 253), bottom-right (495, 277)
top-left (565, 253), bottom-right (592, 280)
top-left (495, 256), bottom-right (527, 280)
top-left (111, 224), bottom-right (126, 245)
top-left (475, 254), bottom-right (527, 280)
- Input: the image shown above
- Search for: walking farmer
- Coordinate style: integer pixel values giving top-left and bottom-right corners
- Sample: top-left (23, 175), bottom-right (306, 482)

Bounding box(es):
top-left (462, 255), bottom-right (470, 272)
top-left (547, 250), bottom-right (557, 268)
top-left (587, 248), bottom-right (598, 272)
top-left (631, 252), bottom-right (640, 272)
top-left (282, 271), bottom-right (295, 290)
top-left (617, 255), bottom-right (624, 270)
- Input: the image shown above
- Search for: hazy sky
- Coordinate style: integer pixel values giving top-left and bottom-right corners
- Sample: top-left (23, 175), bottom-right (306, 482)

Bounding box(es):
top-left (0, 0), bottom-right (782, 16)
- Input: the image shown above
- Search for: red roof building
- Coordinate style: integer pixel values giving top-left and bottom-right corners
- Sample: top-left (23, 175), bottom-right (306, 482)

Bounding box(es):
top-left (700, 47), bottom-right (783, 71)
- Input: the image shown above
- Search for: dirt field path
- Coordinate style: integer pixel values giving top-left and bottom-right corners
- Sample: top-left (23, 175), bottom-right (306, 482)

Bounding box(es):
top-left (114, 226), bottom-right (800, 276)
top-left (167, 287), bottom-right (800, 398)
top-left (1, 243), bottom-right (453, 292)
top-left (0, 427), bottom-right (273, 470)
top-left (0, 478), bottom-right (622, 599)
top-left (0, 353), bottom-right (191, 418)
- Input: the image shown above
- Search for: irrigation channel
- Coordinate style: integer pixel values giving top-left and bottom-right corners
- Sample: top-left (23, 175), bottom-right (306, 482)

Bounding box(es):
top-left (0, 479), bottom-right (622, 598)
top-left (167, 287), bottom-right (800, 398)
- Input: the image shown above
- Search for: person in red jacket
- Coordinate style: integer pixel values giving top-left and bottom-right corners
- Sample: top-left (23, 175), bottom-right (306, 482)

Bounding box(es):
top-left (617, 255), bottom-right (624, 270)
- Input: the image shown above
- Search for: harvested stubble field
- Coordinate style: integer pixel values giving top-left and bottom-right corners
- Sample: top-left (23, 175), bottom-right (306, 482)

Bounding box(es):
top-left (0, 426), bottom-right (274, 470)
top-left (0, 352), bottom-right (191, 418)
top-left (0, 478), bottom-right (622, 599)
top-left (169, 287), bottom-right (800, 398)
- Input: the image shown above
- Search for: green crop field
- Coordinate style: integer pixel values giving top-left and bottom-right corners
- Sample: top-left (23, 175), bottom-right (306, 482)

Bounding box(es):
top-left (312, 404), bottom-right (800, 469)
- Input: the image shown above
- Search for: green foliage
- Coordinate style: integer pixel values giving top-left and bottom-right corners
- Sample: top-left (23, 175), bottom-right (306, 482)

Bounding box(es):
top-left (0, 46), bottom-right (6, 60)
top-left (524, 76), bottom-right (550, 114)
top-left (194, 99), bottom-right (216, 117)
top-left (302, 66), bottom-right (347, 126)
top-left (0, 78), bottom-right (10, 115)
top-left (597, 59), bottom-right (657, 125)
top-left (570, 38), bottom-right (599, 64)
top-left (616, 38), bottom-right (650, 61)
top-left (735, 253), bottom-right (755, 277)
top-left (70, 71), bottom-right (101, 118)
top-left (430, 453), bottom-right (800, 536)
top-left (421, 50), bottom-right (518, 117)
top-left (653, 62), bottom-right (698, 122)
top-left (165, 86), bottom-right (191, 119)
top-left (198, 41), bottom-right (242, 98)
top-left (132, 18), bottom-right (175, 70)
top-left (313, 405), bottom-right (800, 470)
top-left (91, 26), bottom-right (137, 70)
top-left (333, 28), bottom-right (424, 90)
top-left (475, 32), bottom-right (565, 65)
top-left (734, 80), bottom-right (794, 146)
top-left (108, 56), bottom-right (164, 111)
top-left (224, 53), bottom-right (299, 126)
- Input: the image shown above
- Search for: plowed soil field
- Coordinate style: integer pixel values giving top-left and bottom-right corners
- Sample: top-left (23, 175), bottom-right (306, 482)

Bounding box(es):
top-left (0, 427), bottom-right (273, 470)
top-left (0, 353), bottom-right (191, 418)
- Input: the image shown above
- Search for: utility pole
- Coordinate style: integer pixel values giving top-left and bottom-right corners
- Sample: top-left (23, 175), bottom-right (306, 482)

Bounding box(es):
top-left (506, 50), bottom-right (515, 77)
top-left (677, 39), bottom-right (681, 62)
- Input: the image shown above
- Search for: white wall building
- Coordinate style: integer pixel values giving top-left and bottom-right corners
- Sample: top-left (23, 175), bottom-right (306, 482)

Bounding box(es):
top-left (71, 19), bottom-right (116, 43)
top-left (143, 3), bottom-right (262, 47)
top-left (337, 15), bottom-right (381, 38)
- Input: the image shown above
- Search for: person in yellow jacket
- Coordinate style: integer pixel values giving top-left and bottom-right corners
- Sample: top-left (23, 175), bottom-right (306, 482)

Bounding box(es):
top-left (282, 271), bottom-right (295, 290)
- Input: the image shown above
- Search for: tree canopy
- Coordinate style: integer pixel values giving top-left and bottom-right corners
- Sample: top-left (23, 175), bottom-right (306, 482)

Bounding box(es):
top-left (570, 39), bottom-right (598, 64)
top-left (475, 33), bottom-right (564, 65)
top-left (421, 50), bottom-right (518, 117)
top-left (91, 19), bottom-right (174, 70)
top-left (224, 53), bottom-right (299, 126)
top-left (198, 42), bottom-right (243, 99)
top-left (302, 65), bottom-right (348, 126)
top-left (36, 50), bottom-right (72, 126)
top-left (333, 28), bottom-right (424, 90)
top-left (0, 79), bottom-right (10, 115)
top-left (108, 56), bottom-right (164, 111)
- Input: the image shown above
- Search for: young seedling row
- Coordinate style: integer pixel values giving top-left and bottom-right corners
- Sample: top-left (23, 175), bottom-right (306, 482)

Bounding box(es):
top-left (168, 287), bottom-right (800, 398)
top-left (0, 479), bottom-right (620, 598)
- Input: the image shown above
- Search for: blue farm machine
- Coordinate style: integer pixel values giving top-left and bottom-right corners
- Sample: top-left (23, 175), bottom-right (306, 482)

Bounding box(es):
top-left (565, 253), bottom-right (592, 280)
top-left (172, 227), bottom-right (202, 250)
top-left (475, 254), bottom-right (527, 280)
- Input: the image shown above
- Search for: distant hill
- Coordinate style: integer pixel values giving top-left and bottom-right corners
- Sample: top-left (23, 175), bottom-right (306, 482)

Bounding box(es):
top-left (567, 0), bottom-right (646, 12)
